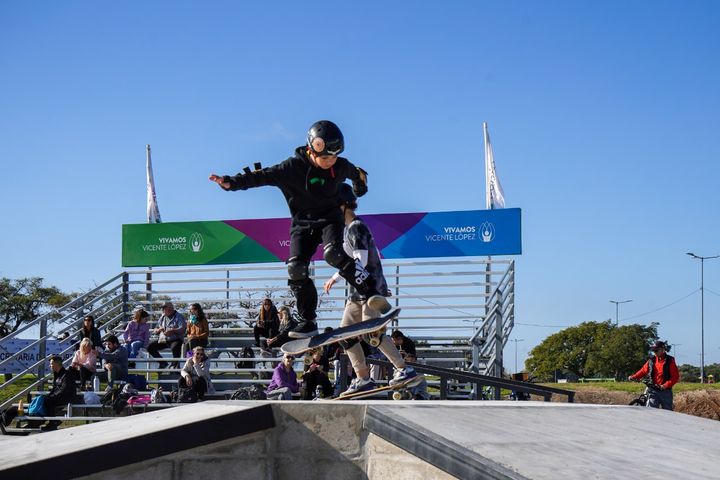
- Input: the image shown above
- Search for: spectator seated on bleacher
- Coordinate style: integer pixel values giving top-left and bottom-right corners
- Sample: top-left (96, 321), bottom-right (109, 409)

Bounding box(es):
top-left (254, 298), bottom-right (280, 347)
top-left (179, 346), bottom-right (215, 400)
top-left (301, 349), bottom-right (334, 399)
top-left (26, 355), bottom-right (79, 431)
top-left (76, 315), bottom-right (103, 353)
top-left (185, 303), bottom-right (209, 352)
top-left (96, 335), bottom-right (128, 387)
top-left (70, 338), bottom-right (98, 390)
top-left (266, 306), bottom-right (296, 349)
top-left (124, 307), bottom-right (150, 359)
top-left (266, 353), bottom-right (299, 400)
top-left (147, 301), bottom-right (186, 369)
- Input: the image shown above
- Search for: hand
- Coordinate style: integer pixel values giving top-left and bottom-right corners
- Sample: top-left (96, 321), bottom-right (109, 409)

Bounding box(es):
top-left (323, 278), bottom-right (336, 294)
top-left (309, 364), bottom-right (317, 372)
top-left (627, 376), bottom-right (633, 382)
top-left (106, 363), bottom-right (113, 371)
top-left (186, 377), bottom-right (193, 387)
top-left (658, 384), bottom-right (665, 390)
top-left (209, 174), bottom-right (231, 189)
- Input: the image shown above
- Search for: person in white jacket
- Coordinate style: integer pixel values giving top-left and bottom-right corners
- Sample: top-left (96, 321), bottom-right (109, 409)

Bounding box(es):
top-left (179, 346), bottom-right (215, 400)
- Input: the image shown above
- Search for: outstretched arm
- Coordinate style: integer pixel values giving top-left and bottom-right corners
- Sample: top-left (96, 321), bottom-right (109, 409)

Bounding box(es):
top-left (209, 162), bottom-right (284, 191)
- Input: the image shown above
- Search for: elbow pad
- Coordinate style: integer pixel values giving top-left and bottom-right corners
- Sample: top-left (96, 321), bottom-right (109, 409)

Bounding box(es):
top-left (353, 167), bottom-right (368, 197)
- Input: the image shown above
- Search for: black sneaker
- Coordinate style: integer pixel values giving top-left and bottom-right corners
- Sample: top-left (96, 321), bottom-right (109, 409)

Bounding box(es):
top-left (287, 320), bottom-right (319, 339)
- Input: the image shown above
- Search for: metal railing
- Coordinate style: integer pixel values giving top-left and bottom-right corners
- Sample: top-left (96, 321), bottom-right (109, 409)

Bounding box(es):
top-left (1, 259), bottom-right (516, 410)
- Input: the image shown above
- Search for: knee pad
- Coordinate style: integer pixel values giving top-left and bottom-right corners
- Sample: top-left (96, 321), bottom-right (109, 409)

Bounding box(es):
top-left (323, 243), bottom-right (352, 269)
top-left (287, 256), bottom-right (309, 281)
top-left (340, 337), bottom-right (360, 349)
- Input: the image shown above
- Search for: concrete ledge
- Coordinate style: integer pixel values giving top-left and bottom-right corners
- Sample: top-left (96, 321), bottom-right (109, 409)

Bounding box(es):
top-left (0, 403), bottom-right (275, 480)
top-left (366, 404), bottom-right (528, 480)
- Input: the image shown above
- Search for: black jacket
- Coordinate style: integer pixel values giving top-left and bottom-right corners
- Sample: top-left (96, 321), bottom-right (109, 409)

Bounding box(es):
top-left (46, 367), bottom-right (77, 406)
top-left (223, 147), bottom-right (367, 226)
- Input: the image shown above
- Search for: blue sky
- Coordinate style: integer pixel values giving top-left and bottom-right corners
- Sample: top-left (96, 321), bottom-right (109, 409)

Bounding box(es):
top-left (1, 1), bottom-right (719, 368)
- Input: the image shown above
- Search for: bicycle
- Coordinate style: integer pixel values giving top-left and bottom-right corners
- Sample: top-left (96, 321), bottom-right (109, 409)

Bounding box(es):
top-left (628, 378), bottom-right (660, 407)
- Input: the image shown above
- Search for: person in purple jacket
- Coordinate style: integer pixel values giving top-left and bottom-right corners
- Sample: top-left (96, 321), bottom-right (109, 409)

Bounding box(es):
top-left (124, 307), bottom-right (151, 359)
top-left (266, 353), bottom-right (299, 400)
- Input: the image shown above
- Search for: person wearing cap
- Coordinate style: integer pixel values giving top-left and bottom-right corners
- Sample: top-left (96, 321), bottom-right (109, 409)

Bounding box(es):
top-left (628, 340), bottom-right (680, 410)
top-left (147, 302), bottom-right (187, 369)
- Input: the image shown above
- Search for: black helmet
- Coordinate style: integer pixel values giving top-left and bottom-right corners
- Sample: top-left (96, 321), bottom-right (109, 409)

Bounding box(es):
top-left (307, 120), bottom-right (344, 156)
top-left (337, 183), bottom-right (357, 208)
top-left (651, 340), bottom-right (668, 352)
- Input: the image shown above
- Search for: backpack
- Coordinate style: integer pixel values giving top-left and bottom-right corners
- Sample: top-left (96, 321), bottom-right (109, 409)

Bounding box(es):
top-left (150, 388), bottom-right (167, 404)
top-left (236, 346), bottom-right (255, 370)
top-left (101, 387), bottom-right (130, 414)
top-left (28, 395), bottom-right (47, 416)
top-left (230, 385), bottom-right (267, 401)
top-left (172, 386), bottom-right (197, 403)
top-left (127, 395), bottom-right (152, 406)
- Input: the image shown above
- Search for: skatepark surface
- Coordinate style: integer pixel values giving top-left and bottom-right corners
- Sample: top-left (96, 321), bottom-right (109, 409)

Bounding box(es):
top-left (1, 400), bottom-right (718, 479)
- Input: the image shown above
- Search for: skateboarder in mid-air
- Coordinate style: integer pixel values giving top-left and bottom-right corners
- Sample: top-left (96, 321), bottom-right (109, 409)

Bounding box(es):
top-left (210, 120), bottom-right (391, 339)
top-left (324, 184), bottom-right (419, 396)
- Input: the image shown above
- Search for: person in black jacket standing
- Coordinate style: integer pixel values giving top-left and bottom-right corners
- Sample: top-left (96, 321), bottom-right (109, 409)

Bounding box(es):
top-left (210, 120), bottom-right (391, 338)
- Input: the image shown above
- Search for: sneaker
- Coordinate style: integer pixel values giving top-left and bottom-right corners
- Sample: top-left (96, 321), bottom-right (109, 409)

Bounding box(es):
top-left (390, 366), bottom-right (418, 386)
top-left (340, 377), bottom-right (377, 396)
top-left (367, 295), bottom-right (392, 314)
top-left (287, 319), bottom-right (319, 339)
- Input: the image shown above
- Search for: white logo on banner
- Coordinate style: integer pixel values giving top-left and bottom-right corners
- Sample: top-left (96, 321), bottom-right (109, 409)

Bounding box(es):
top-left (480, 222), bottom-right (495, 242)
top-left (190, 233), bottom-right (204, 253)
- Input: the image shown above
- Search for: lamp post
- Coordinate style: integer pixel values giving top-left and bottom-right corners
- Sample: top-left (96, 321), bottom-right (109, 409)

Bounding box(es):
top-left (510, 338), bottom-right (524, 374)
top-left (686, 252), bottom-right (719, 383)
top-left (609, 299), bottom-right (633, 326)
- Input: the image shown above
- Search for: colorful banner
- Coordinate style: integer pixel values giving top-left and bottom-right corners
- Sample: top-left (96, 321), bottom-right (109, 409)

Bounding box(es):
top-left (122, 208), bottom-right (522, 267)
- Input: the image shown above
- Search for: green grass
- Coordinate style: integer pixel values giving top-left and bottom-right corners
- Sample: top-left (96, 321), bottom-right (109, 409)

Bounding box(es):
top-left (540, 381), bottom-right (720, 394)
top-left (0, 375), bottom-right (40, 404)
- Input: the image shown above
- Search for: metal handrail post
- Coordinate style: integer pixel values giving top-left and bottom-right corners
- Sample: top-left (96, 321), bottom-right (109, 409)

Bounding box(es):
top-left (38, 316), bottom-right (48, 391)
top-left (122, 272), bottom-right (130, 329)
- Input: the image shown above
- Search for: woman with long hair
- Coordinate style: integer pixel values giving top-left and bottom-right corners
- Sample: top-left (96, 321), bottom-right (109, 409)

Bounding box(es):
top-left (77, 315), bottom-right (102, 353)
top-left (254, 298), bottom-right (280, 347)
top-left (71, 338), bottom-right (97, 389)
top-left (124, 308), bottom-right (151, 358)
top-left (185, 303), bottom-right (209, 351)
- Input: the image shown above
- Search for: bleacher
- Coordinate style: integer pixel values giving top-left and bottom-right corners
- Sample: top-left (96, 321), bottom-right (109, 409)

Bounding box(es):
top-left (1, 259), bottom-right (517, 432)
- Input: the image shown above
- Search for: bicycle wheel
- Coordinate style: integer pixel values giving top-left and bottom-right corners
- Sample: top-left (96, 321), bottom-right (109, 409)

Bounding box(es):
top-left (628, 399), bottom-right (645, 406)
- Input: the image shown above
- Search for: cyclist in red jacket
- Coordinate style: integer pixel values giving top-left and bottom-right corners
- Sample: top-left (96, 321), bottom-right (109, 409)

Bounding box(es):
top-left (628, 340), bottom-right (680, 410)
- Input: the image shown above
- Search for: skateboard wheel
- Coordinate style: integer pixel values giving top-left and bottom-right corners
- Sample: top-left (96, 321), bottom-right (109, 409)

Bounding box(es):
top-left (403, 391), bottom-right (413, 400)
top-left (369, 336), bottom-right (381, 347)
top-left (392, 391), bottom-right (403, 401)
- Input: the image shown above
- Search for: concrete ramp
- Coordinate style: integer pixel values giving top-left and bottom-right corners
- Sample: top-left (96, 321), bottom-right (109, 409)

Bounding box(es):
top-left (366, 401), bottom-right (720, 479)
top-left (1, 401), bottom-right (718, 479)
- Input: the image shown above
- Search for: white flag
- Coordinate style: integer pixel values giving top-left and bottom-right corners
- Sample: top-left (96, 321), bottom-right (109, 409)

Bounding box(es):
top-left (484, 122), bottom-right (505, 210)
top-left (146, 144), bottom-right (162, 223)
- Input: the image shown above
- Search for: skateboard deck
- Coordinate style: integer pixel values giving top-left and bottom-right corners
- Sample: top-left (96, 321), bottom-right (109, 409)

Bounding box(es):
top-left (334, 375), bottom-right (424, 401)
top-left (280, 307), bottom-right (400, 355)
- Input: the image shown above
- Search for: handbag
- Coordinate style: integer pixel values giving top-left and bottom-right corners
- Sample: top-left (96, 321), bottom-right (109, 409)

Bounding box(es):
top-left (28, 395), bottom-right (47, 416)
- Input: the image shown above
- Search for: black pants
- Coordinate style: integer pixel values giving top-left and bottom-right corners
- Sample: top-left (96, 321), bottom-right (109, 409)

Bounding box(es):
top-left (178, 376), bottom-right (208, 400)
top-left (147, 339), bottom-right (183, 368)
top-left (254, 325), bottom-right (278, 346)
top-left (186, 338), bottom-right (208, 351)
top-left (73, 366), bottom-right (95, 388)
top-left (289, 222), bottom-right (376, 321)
top-left (302, 369), bottom-right (334, 399)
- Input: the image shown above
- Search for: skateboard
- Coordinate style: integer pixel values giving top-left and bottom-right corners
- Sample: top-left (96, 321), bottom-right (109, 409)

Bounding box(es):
top-left (334, 375), bottom-right (424, 401)
top-left (281, 307), bottom-right (400, 355)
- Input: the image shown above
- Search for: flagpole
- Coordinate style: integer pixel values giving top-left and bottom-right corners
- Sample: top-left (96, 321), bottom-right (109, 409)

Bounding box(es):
top-left (482, 123), bottom-right (493, 377)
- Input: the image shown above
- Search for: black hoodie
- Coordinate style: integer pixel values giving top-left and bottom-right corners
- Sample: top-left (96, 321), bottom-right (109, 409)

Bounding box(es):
top-left (223, 147), bottom-right (367, 227)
